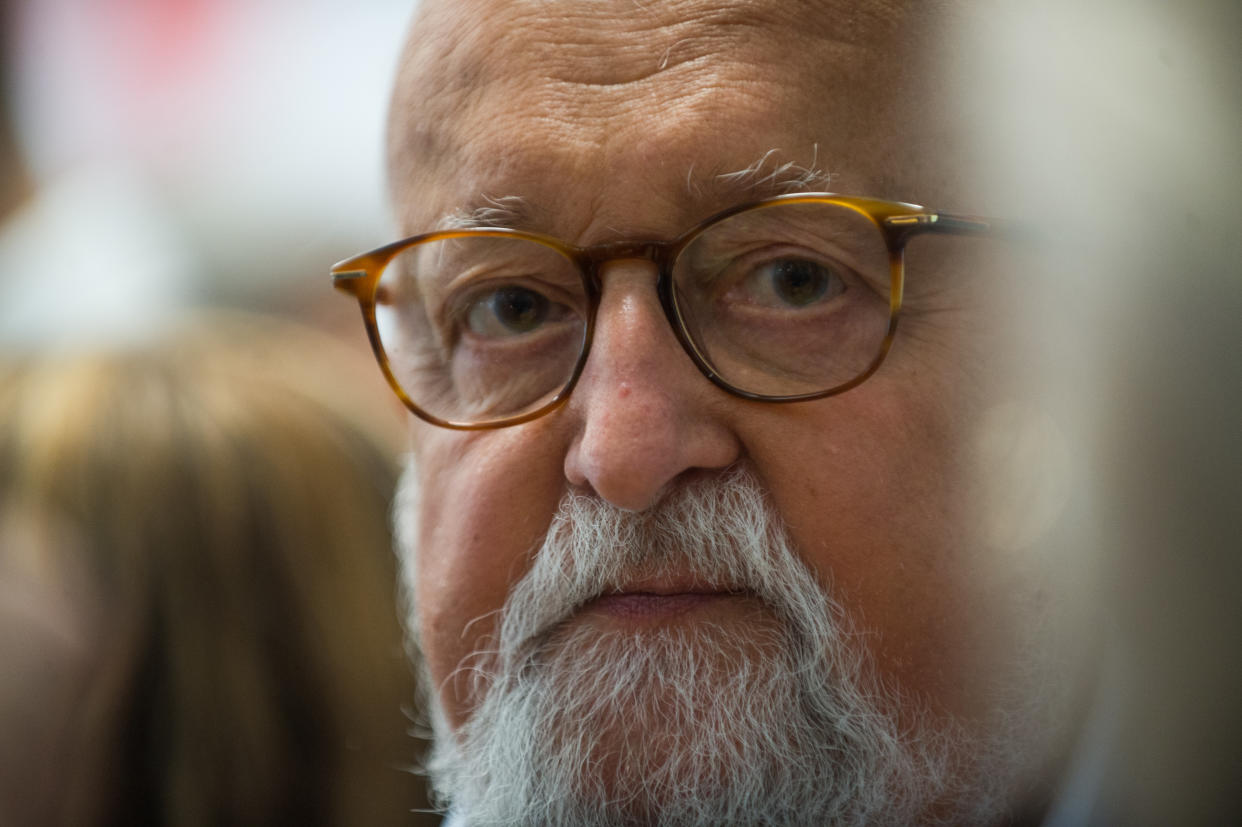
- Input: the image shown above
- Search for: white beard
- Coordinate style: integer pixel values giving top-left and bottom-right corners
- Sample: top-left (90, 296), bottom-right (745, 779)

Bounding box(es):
top-left (396, 464), bottom-right (1037, 826)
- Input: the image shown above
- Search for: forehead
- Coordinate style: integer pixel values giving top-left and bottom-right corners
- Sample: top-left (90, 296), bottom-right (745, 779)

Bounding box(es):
top-left (389, 0), bottom-right (959, 238)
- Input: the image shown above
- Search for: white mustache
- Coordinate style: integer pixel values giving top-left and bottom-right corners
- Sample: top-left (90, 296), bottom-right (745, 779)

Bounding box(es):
top-left (491, 463), bottom-right (845, 681)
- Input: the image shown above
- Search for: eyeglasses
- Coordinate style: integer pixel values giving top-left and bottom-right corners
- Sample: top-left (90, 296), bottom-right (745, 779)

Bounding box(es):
top-left (332, 193), bottom-right (1001, 430)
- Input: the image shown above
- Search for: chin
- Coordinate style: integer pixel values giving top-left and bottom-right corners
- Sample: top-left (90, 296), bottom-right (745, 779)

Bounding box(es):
top-left (421, 615), bottom-right (1013, 826)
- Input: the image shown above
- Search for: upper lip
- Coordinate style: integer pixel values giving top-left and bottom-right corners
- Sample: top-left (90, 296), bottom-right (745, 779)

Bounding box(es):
top-left (601, 575), bottom-right (744, 597)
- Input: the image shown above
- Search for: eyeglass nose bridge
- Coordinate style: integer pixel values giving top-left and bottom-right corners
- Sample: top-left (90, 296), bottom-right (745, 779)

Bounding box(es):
top-left (568, 237), bottom-right (727, 396)
top-left (575, 238), bottom-right (680, 282)
top-left (573, 237), bottom-right (688, 333)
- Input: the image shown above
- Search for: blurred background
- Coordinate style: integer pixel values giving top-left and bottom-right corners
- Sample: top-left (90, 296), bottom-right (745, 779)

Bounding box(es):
top-left (961, 1), bottom-right (1242, 823)
top-left (0, 0), bottom-right (414, 350)
top-left (0, 1), bottom-right (439, 824)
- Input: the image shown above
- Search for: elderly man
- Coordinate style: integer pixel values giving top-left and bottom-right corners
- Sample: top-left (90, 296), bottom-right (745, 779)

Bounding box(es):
top-left (332, 0), bottom-right (1098, 823)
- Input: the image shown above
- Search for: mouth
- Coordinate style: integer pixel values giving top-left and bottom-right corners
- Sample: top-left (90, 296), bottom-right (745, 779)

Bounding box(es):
top-left (575, 578), bottom-right (761, 625)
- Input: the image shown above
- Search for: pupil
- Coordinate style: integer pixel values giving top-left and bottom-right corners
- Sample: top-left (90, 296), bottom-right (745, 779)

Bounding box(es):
top-left (772, 260), bottom-right (829, 306)
top-left (493, 287), bottom-right (547, 331)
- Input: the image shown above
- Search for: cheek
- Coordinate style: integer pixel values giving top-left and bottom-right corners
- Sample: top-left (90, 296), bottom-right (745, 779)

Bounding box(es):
top-left (749, 372), bottom-right (997, 721)
top-left (412, 424), bottom-right (568, 728)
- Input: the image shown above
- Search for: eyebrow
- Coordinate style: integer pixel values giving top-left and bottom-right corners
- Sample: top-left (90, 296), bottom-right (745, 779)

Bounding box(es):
top-left (438, 194), bottom-right (531, 231)
top-left (691, 147), bottom-right (836, 201)
top-left (436, 149), bottom-right (835, 233)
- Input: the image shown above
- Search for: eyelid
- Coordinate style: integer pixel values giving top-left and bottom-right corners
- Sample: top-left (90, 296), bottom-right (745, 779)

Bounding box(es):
top-left (691, 242), bottom-right (860, 294)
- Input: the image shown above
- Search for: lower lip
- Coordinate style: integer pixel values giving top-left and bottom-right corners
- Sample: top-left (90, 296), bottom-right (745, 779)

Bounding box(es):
top-left (584, 592), bottom-right (740, 621)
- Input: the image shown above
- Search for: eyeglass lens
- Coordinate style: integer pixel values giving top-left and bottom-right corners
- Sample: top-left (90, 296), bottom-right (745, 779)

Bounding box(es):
top-left (372, 201), bottom-right (893, 426)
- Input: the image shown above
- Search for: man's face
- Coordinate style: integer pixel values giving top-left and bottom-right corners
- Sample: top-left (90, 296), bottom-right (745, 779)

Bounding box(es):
top-left (389, 0), bottom-right (1066, 821)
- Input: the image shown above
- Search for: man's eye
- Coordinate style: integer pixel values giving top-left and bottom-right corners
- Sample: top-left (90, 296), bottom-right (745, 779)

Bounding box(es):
top-left (464, 286), bottom-right (554, 337)
top-left (741, 258), bottom-right (845, 308)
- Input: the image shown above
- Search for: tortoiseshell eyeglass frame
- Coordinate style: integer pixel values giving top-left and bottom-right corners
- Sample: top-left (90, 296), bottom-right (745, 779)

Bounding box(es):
top-left (331, 192), bottom-right (1007, 431)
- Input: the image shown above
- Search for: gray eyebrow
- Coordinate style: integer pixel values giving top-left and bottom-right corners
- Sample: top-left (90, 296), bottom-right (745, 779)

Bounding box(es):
top-left (438, 194), bottom-right (531, 230)
top-left (690, 147), bottom-right (836, 200)
top-left (436, 149), bottom-right (833, 233)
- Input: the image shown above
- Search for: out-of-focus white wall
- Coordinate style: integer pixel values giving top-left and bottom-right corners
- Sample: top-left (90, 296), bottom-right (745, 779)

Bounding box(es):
top-left (2, 0), bottom-right (418, 348)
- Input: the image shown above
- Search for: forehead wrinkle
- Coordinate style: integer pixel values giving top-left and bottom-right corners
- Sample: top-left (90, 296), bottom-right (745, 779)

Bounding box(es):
top-left (536, 9), bottom-right (802, 90)
top-left (422, 0), bottom-right (869, 94)
top-left (390, 0), bottom-right (900, 170)
top-left (505, 0), bottom-right (911, 84)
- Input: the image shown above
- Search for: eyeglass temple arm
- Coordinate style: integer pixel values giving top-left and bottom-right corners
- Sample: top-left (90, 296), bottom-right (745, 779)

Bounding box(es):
top-left (885, 212), bottom-right (1034, 244)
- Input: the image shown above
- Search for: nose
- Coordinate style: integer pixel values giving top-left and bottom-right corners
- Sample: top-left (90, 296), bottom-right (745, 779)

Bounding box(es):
top-left (562, 260), bottom-right (741, 511)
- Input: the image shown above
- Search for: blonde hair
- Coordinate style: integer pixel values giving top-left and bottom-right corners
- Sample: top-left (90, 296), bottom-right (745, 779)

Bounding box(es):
top-left (0, 313), bottom-right (430, 826)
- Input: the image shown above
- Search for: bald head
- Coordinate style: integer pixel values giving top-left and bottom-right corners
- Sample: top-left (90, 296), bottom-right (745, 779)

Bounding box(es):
top-left (388, 0), bottom-right (964, 237)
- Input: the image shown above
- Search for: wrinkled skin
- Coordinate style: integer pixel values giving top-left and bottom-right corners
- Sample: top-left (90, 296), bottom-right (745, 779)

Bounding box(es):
top-left (390, 0), bottom-right (1064, 818)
